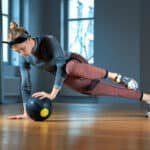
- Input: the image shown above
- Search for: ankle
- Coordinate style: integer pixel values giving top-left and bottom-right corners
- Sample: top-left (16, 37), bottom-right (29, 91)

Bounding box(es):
top-left (115, 74), bottom-right (122, 83)
top-left (24, 111), bottom-right (28, 116)
top-left (142, 94), bottom-right (150, 103)
top-left (108, 72), bottom-right (119, 81)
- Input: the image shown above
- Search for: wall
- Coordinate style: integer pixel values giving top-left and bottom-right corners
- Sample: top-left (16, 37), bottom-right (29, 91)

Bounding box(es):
top-left (94, 0), bottom-right (141, 103)
top-left (140, 0), bottom-right (150, 92)
top-left (5, 0), bottom-right (150, 103)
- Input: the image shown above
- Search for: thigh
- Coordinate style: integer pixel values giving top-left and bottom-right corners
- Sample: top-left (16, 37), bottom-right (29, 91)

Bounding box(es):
top-left (64, 77), bottom-right (91, 93)
top-left (65, 59), bottom-right (107, 79)
top-left (64, 76), bottom-right (100, 94)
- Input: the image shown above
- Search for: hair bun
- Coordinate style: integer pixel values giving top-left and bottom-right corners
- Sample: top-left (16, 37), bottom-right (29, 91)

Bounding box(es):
top-left (8, 21), bottom-right (29, 41)
top-left (9, 21), bottom-right (18, 30)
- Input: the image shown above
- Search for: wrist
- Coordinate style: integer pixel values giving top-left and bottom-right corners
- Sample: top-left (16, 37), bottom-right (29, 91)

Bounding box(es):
top-left (48, 93), bottom-right (56, 100)
top-left (52, 87), bottom-right (60, 94)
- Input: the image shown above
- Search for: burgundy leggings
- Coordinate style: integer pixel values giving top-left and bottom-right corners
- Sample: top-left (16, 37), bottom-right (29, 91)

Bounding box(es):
top-left (63, 53), bottom-right (143, 101)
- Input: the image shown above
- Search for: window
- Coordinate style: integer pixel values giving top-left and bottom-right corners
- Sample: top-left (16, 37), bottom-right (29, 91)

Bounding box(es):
top-left (2, 0), bottom-right (9, 62)
top-left (2, 0), bottom-right (21, 65)
top-left (66, 0), bottom-right (94, 64)
top-left (10, 0), bottom-right (21, 66)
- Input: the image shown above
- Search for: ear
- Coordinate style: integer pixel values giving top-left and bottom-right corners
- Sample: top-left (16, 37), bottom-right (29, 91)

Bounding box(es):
top-left (11, 45), bottom-right (17, 49)
top-left (27, 38), bottom-right (32, 43)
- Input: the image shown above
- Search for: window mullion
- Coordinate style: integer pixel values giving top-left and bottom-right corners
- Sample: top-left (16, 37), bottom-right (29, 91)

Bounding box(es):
top-left (68, 18), bottom-right (94, 21)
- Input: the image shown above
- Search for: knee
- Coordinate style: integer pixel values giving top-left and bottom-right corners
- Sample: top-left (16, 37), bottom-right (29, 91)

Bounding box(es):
top-left (65, 60), bottom-right (76, 75)
top-left (81, 79), bottom-right (100, 96)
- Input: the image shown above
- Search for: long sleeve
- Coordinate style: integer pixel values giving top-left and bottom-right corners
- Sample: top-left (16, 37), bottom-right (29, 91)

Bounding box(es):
top-left (49, 36), bottom-right (68, 90)
top-left (53, 56), bottom-right (66, 89)
top-left (31, 35), bottom-right (70, 90)
top-left (20, 56), bottom-right (32, 103)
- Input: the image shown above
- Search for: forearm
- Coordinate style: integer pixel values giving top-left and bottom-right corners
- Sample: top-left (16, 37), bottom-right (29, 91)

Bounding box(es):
top-left (20, 60), bottom-right (31, 108)
top-left (21, 88), bottom-right (31, 112)
top-left (21, 88), bottom-right (31, 101)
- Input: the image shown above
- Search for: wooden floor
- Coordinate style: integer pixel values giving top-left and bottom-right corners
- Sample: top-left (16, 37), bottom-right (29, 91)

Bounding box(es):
top-left (0, 101), bottom-right (150, 150)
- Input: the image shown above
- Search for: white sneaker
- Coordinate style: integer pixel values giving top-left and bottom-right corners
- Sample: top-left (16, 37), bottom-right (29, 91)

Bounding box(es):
top-left (145, 103), bottom-right (150, 118)
top-left (116, 74), bottom-right (139, 90)
top-left (145, 111), bottom-right (150, 118)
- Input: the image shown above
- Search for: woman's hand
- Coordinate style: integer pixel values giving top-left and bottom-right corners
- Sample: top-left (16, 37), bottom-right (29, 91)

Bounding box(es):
top-left (32, 91), bottom-right (56, 100)
top-left (32, 88), bottom-right (60, 100)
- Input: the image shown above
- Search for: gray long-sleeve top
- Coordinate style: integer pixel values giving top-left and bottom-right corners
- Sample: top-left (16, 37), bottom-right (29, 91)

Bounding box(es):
top-left (20, 35), bottom-right (71, 103)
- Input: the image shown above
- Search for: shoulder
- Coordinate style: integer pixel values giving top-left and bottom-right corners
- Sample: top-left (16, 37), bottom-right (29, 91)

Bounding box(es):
top-left (45, 35), bottom-right (55, 39)
top-left (36, 35), bottom-right (57, 45)
top-left (41, 35), bottom-right (55, 40)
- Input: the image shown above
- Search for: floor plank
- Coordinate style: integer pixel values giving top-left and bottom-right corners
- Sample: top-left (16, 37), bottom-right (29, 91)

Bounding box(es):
top-left (0, 102), bottom-right (150, 150)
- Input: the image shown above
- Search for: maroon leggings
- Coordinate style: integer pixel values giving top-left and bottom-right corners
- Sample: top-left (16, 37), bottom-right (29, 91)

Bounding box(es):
top-left (63, 53), bottom-right (143, 101)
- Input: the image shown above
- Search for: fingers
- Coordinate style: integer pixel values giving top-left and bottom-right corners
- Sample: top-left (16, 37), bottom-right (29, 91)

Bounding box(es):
top-left (32, 92), bottom-right (40, 96)
top-left (39, 96), bottom-right (46, 100)
top-left (8, 115), bottom-right (17, 119)
top-left (8, 114), bottom-right (29, 119)
top-left (32, 92), bottom-right (46, 99)
top-left (32, 91), bottom-right (55, 100)
top-left (32, 94), bottom-right (42, 98)
top-left (8, 115), bottom-right (23, 119)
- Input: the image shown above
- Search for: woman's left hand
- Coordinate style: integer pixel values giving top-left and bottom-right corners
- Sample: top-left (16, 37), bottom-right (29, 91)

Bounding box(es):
top-left (32, 91), bottom-right (56, 100)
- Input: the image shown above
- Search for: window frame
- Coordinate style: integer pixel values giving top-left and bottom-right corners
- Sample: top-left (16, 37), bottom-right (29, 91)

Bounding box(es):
top-left (2, 0), bottom-right (22, 66)
top-left (63, 0), bottom-right (95, 64)
top-left (2, 0), bottom-right (10, 64)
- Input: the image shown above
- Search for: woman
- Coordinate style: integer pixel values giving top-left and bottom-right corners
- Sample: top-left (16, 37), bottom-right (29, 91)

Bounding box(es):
top-left (3, 22), bottom-right (150, 119)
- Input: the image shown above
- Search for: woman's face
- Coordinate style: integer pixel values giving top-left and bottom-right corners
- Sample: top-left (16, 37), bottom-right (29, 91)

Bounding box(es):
top-left (12, 39), bottom-right (34, 56)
